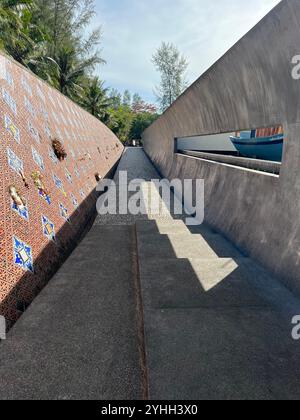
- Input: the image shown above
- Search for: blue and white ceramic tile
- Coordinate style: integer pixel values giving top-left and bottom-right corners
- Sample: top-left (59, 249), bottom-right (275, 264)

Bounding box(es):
top-left (48, 146), bottom-right (58, 164)
top-left (11, 200), bottom-right (29, 221)
top-left (38, 189), bottom-right (51, 205)
top-left (70, 193), bottom-right (78, 208)
top-left (65, 169), bottom-right (72, 184)
top-left (59, 203), bottom-right (70, 222)
top-left (7, 148), bottom-right (23, 174)
top-left (4, 115), bottom-right (20, 143)
top-left (24, 96), bottom-right (36, 117)
top-left (13, 236), bottom-right (34, 273)
top-left (45, 124), bottom-right (51, 139)
top-left (32, 146), bottom-right (45, 171)
top-left (56, 128), bottom-right (63, 139)
top-left (42, 215), bottom-right (55, 241)
top-left (53, 174), bottom-right (64, 192)
top-left (28, 121), bottom-right (40, 143)
top-left (40, 104), bottom-right (48, 121)
top-left (4, 69), bottom-right (14, 88)
top-left (21, 76), bottom-right (32, 96)
top-left (36, 86), bottom-right (45, 103)
top-left (3, 88), bottom-right (17, 115)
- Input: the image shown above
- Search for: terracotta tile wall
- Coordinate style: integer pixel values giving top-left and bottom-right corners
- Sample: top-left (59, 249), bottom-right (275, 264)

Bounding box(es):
top-left (0, 54), bottom-right (123, 328)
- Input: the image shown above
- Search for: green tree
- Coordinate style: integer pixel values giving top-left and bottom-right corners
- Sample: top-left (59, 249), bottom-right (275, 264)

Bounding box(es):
top-left (107, 105), bottom-right (134, 143)
top-left (0, 0), bottom-right (44, 65)
top-left (109, 88), bottom-right (122, 109)
top-left (81, 77), bottom-right (112, 120)
top-left (152, 42), bottom-right (188, 112)
top-left (122, 89), bottom-right (131, 107)
top-left (50, 44), bottom-right (94, 98)
top-left (30, 0), bottom-right (104, 84)
top-left (129, 112), bottom-right (158, 141)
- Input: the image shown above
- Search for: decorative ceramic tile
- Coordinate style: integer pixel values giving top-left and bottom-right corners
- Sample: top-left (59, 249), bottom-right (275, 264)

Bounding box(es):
top-left (13, 236), bottom-right (34, 273)
top-left (11, 200), bottom-right (29, 221)
top-left (24, 96), bottom-right (36, 117)
top-left (7, 148), bottom-right (23, 174)
top-left (41, 215), bottom-right (55, 241)
top-left (70, 193), bottom-right (78, 208)
top-left (44, 124), bottom-right (51, 138)
top-left (48, 94), bottom-right (56, 106)
top-left (2, 88), bottom-right (17, 115)
top-left (79, 189), bottom-right (85, 199)
top-left (28, 121), bottom-right (40, 143)
top-left (40, 104), bottom-right (48, 121)
top-left (48, 146), bottom-right (59, 164)
top-left (53, 174), bottom-right (66, 196)
top-left (32, 147), bottom-right (45, 171)
top-left (57, 100), bottom-right (63, 111)
top-left (52, 111), bottom-right (59, 124)
top-left (65, 169), bottom-right (72, 184)
top-left (4, 115), bottom-right (20, 143)
top-left (21, 76), bottom-right (32, 96)
top-left (59, 203), bottom-right (70, 222)
top-left (64, 129), bottom-right (70, 140)
top-left (74, 167), bottom-right (80, 178)
top-left (36, 86), bottom-right (45, 102)
top-left (4, 69), bottom-right (13, 88)
top-left (38, 189), bottom-right (51, 205)
top-left (56, 128), bottom-right (63, 139)
top-left (61, 114), bottom-right (67, 125)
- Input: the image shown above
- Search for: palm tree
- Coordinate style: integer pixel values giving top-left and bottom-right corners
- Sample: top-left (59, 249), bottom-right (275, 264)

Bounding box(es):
top-left (81, 77), bottom-right (112, 120)
top-left (49, 44), bottom-right (93, 98)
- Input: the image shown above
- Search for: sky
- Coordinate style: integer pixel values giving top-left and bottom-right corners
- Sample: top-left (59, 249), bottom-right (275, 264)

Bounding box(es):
top-left (90, 0), bottom-right (282, 104)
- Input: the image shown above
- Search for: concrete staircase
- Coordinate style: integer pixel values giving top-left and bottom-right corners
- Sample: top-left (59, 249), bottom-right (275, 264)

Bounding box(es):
top-left (135, 219), bottom-right (300, 400)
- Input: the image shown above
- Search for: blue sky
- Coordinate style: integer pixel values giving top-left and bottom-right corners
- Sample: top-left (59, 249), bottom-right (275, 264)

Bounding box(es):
top-left (90, 0), bottom-right (281, 104)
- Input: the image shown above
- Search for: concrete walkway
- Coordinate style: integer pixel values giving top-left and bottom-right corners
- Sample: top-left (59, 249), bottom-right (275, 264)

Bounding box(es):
top-left (1, 148), bottom-right (300, 400)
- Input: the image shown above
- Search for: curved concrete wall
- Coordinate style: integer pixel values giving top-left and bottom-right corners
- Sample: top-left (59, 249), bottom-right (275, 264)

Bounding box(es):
top-left (143, 0), bottom-right (300, 293)
top-left (0, 54), bottom-right (123, 328)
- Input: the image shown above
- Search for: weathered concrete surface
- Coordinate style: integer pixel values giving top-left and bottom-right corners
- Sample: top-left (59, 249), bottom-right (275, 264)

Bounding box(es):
top-left (0, 225), bottom-right (143, 400)
top-left (137, 220), bottom-right (300, 400)
top-left (2, 148), bottom-right (300, 400)
top-left (142, 0), bottom-right (300, 294)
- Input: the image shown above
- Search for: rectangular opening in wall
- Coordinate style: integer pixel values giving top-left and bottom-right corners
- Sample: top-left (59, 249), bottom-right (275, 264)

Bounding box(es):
top-left (176, 125), bottom-right (284, 175)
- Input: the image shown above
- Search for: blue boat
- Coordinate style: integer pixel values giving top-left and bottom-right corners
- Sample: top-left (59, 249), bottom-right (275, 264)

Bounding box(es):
top-left (230, 129), bottom-right (283, 162)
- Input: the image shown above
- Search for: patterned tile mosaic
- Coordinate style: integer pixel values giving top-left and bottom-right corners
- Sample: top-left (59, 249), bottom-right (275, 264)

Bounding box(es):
top-left (41, 216), bottom-right (55, 241)
top-left (13, 237), bottom-right (34, 273)
top-left (0, 53), bottom-right (123, 328)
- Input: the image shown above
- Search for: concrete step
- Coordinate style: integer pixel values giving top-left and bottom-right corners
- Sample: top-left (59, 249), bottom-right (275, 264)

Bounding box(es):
top-left (136, 231), bottom-right (243, 259)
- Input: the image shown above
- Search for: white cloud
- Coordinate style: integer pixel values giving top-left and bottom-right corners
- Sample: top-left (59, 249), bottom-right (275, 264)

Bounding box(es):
top-left (91, 0), bottom-right (282, 102)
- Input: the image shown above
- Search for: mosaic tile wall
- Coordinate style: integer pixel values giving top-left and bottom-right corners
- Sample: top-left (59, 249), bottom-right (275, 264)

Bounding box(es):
top-left (0, 54), bottom-right (123, 328)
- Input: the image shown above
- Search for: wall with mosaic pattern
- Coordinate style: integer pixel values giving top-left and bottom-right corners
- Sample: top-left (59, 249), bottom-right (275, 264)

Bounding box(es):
top-left (0, 54), bottom-right (123, 328)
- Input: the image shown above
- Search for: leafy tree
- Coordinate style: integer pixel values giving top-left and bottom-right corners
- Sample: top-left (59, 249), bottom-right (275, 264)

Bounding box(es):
top-left (109, 88), bottom-right (122, 109)
top-left (107, 105), bottom-right (134, 143)
top-left (132, 93), bottom-right (142, 108)
top-left (122, 89), bottom-right (131, 107)
top-left (129, 112), bottom-right (158, 141)
top-left (152, 42), bottom-right (188, 112)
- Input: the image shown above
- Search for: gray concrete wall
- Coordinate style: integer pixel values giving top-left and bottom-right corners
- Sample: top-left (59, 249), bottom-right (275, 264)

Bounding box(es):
top-left (142, 0), bottom-right (300, 294)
